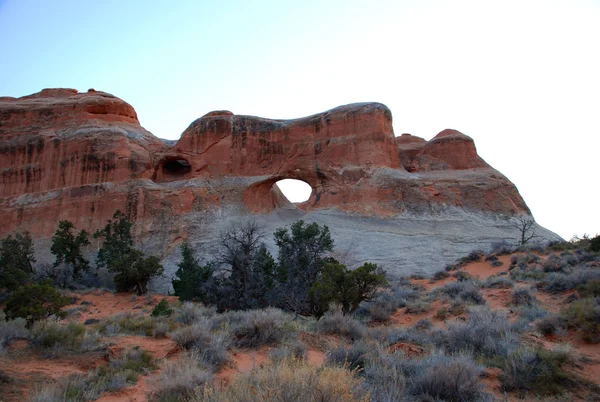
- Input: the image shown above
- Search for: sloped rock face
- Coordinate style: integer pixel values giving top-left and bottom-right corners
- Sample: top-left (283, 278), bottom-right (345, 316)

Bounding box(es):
top-left (0, 89), bottom-right (560, 286)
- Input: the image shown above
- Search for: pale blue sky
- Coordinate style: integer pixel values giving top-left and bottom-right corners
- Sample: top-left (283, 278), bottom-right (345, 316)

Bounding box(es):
top-left (1, 0), bottom-right (599, 239)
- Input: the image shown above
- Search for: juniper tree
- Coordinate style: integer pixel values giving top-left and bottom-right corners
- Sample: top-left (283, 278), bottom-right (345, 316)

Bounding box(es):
top-left (51, 220), bottom-right (90, 280)
top-left (172, 241), bottom-right (213, 302)
top-left (0, 232), bottom-right (35, 292)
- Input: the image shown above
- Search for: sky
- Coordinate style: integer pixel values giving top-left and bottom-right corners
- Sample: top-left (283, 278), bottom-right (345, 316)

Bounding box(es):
top-left (0, 0), bottom-right (598, 239)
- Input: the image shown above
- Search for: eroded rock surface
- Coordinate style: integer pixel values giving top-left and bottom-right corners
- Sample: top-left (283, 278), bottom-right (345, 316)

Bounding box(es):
top-left (0, 89), bottom-right (560, 288)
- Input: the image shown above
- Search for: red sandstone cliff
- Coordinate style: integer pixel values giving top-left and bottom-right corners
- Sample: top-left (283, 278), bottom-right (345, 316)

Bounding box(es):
top-left (0, 89), bottom-right (530, 240)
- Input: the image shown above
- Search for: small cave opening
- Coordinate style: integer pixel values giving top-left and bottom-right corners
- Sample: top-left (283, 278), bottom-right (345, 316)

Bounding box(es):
top-left (274, 179), bottom-right (312, 203)
top-left (162, 158), bottom-right (191, 176)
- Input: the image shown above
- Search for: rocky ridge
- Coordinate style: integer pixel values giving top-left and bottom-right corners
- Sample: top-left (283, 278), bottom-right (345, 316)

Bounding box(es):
top-left (0, 89), bottom-right (560, 289)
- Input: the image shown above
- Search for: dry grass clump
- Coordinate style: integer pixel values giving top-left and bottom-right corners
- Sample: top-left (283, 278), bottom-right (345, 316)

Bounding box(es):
top-left (199, 358), bottom-right (369, 402)
top-left (225, 308), bottom-right (298, 348)
top-left (96, 311), bottom-right (172, 337)
top-left (171, 321), bottom-right (231, 370)
top-left (150, 352), bottom-right (214, 402)
top-left (316, 305), bottom-right (366, 340)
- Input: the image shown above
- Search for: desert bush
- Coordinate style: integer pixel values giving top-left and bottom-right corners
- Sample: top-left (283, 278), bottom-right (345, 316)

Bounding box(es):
top-left (544, 269), bottom-right (600, 293)
top-left (432, 270), bottom-right (450, 281)
top-left (171, 320), bottom-right (213, 349)
top-left (326, 341), bottom-right (375, 371)
top-left (0, 316), bottom-right (28, 349)
top-left (509, 266), bottom-right (546, 282)
top-left (561, 297), bottom-right (600, 343)
top-left (404, 299), bottom-right (431, 314)
top-left (535, 314), bottom-right (564, 336)
top-left (445, 264), bottom-right (459, 272)
top-left (511, 287), bottom-right (537, 306)
top-left (316, 305), bottom-right (366, 340)
top-left (150, 351), bottom-right (214, 402)
top-left (360, 289), bottom-right (408, 322)
top-left (434, 308), bottom-right (449, 321)
top-left (578, 279), bottom-right (600, 298)
top-left (453, 270), bottom-right (472, 282)
top-left (436, 281), bottom-right (485, 305)
top-left (407, 352), bottom-right (489, 402)
top-left (363, 351), bottom-right (489, 402)
top-left (414, 318), bottom-right (433, 331)
top-left (481, 276), bottom-right (514, 289)
top-left (174, 302), bottom-right (217, 326)
top-left (363, 360), bottom-right (407, 402)
top-left (30, 321), bottom-right (86, 353)
top-left (269, 340), bottom-right (308, 362)
top-left (517, 304), bottom-right (548, 323)
top-left (97, 312), bottom-right (170, 337)
top-left (543, 254), bottom-right (568, 273)
top-left (434, 307), bottom-right (520, 359)
top-left (485, 254), bottom-right (498, 262)
top-left (199, 358), bottom-right (369, 402)
top-left (171, 322), bottom-right (231, 370)
top-left (501, 347), bottom-right (577, 396)
top-left (490, 260), bottom-right (504, 267)
top-left (490, 241), bottom-right (515, 255)
top-left (151, 299), bottom-right (173, 317)
top-left (227, 308), bottom-right (295, 348)
top-left (457, 250), bottom-right (485, 266)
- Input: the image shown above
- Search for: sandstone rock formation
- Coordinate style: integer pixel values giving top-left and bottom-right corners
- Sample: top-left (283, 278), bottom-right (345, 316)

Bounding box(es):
top-left (0, 89), bottom-right (560, 289)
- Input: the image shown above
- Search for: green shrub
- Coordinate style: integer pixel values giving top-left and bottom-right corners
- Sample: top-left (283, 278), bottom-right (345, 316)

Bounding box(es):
top-left (31, 321), bottom-right (85, 350)
top-left (4, 282), bottom-right (69, 327)
top-left (151, 299), bottom-right (173, 317)
top-left (589, 234), bottom-right (600, 252)
top-left (511, 287), bottom-right (537, 306)
top-left (561, 297), bottom-right (600, 343)
top-left (310, 261), bottom-right (387, 317)
top-left (577, 280), bottom-right (600, 298)
top-left (97, 312), bottom-right (170, 337)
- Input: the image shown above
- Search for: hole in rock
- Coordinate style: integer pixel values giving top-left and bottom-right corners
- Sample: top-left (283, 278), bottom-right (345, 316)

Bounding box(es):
top-left (162, 159), bottom-right (191, 175)
top-left (274, 179), bottom-right (312, 203)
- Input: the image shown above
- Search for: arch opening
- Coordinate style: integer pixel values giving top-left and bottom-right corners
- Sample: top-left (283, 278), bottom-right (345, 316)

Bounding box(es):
top-left (275, 179), bottom-right (312, 203)
top-left (162, 158), bottom-right (191, 175)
